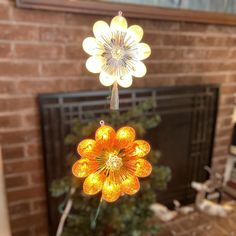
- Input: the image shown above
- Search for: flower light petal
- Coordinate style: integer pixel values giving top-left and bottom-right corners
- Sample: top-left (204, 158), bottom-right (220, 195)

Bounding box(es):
top-left (83, 172), bottom-right (105, 195)
top-left (93, 20), bottom-right (111, 43)
top-left (72, 158), bottom-right (97, 178)
top-left (126, 25), bottom-right (143, 43)
top-left (137, 43), bottom-right (151, 60)
top-left (99, 72), bottom-right (116, 87)
top-left (86, 56), bottom-right (104, 74)
top-left (77, 139), bottom-right (99, 159)
top-left (117, 74), bottom-right (133, 88)
top-left (82, 37), bottom-right (104, 56)
top-left (134, 159), bottom-right (152, 177)
top-left (102, 179), bottom-right (121, 202)
top-left (121, 176), bottom-right (140, 195)
top-left (131, 61), bottom-right (147, 78)
top-left (130, 140), bottom-right (151, 158)
top-left (115, 126), bottom-right (136, 149)
top-left (110, 15), bottom-right (128, 32)
top-left (95, 125), bottom-right (116, 148)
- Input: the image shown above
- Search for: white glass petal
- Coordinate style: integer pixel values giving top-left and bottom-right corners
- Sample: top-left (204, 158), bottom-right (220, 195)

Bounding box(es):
top-left (126, 25), bottom-right (143, 43)
top-left (117, 74), bottom-right (133, 88)
top-left (99, 72), bottom-right (116, 86)
top-left (137, 43), bottom-right (151, 60)
top-left (82, 37), bottom-right (104, 56)
top-left (93, 20), bottom-right (111, 43)
top-left (131, 61), bottom-right (147, 78)
top-left (86, 56), bottom-right (104, 74)
top-left (110, 16), bottom-right (127, 32)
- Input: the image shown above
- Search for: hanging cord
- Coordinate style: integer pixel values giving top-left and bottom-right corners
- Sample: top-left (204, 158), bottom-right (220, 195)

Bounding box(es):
top-left (91, 198), bottom-right (103, 229)
top-left (110, 81), bottom-right (119, 110)
top-left (56, 187), bottom-right (76, 236)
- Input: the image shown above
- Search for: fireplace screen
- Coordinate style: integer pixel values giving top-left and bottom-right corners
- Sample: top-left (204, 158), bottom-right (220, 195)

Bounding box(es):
top-left (39, 85), bottom-right (218, 235)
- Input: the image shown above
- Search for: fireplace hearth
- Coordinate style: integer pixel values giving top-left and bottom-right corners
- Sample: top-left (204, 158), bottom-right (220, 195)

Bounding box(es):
top-left (39, 85), bottom-right (219, 235)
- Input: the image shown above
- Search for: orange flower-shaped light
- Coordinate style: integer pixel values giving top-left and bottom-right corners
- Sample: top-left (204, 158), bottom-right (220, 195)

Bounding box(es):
top-left (72, 125), bottom-right (152, 202)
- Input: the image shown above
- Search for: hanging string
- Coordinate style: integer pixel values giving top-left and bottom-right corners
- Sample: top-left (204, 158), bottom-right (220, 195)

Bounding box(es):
top-left (56, 187), bottom-right (76, 236)
top-left (110, 81), bottom-right (119, 110)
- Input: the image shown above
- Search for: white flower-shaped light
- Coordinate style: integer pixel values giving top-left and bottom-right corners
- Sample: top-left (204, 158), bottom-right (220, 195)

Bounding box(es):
top-left (82, 12), bottom-right (151, 88)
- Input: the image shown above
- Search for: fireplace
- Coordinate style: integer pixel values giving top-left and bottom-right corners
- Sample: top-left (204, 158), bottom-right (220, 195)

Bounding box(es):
top-left (39, 84), bottom-right (218, 235)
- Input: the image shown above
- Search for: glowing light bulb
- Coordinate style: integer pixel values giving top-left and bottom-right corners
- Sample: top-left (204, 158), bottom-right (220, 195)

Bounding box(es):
top-left (110, 15), bottom-right (127, 31)
top-left (83, 173), bottom-right (105, 195)
top-left (131, 61), bottom-right (147, 78)
top-left (131, 140), bottom-right (150, 158)
top-left (95, 125), bottom-right (116, 147)
top-left (99, 72), bottom-right (116, 86)
top-left (137, 43), bottom-right (151, 60)
top-left (122, 176), bottom-right (140, 195)
top-left (117, 74), bottom-right (133, 88)
top-left (126, 25), bottom-right (143, 43)
top-left (116, 126), bottom-right (135, 148)
top-left (77, 139), bottom-right (97, 159)
top-left (82, 37), bottom-right (103, 56)
top-left (102, 179), bottom-right (121, 202)
top-left (72, 159), bottom-right (90, 177)
top-left (135, 159), bottom-right (152, 177)
top-left (85, 56), bottom-right (104, 74)
top-left (93, 20), bottom-right (111, 42)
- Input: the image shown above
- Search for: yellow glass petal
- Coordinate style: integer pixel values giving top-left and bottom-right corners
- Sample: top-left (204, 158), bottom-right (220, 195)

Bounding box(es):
top-left (83, 172), bottom-right (105, 195)
top-left (126, 25), bottom-right (143, 43)
top-left (131, 61), bottom-right (147, 78)
top-left (137, 43), bottom-right (151, 60)
top-left (117, 74), bottom-right (133, 88)
top-left (93, 20), bottom-right (111, 42)
top-left (99, 72), bottom-right (116, 86)
top-left (102, 179), bottom-right (121, 202)
top-left (116, 126), bottom-right (136, 149)
top-left (130, 140), bottom-right (151, 158)
top-left (77, 139), bottom-right (99, 159)
top-left (86, 56), bottom-right (104, 74)
top-left (121, 176), bottom-right (140, 195)
top-left (72, 158), bottom-right (95, 178)
top-left (82, 37), bottom-right (104, 56)
top-left (135, 159), bottom-right (152, 177)
top-left (95, 125), bottom-right (116, 148)
top-left (110, 15), bottom-right (127, 32)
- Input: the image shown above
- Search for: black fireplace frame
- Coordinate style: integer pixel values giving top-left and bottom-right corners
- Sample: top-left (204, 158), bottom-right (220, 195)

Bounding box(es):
top-left (39, 85), bottom-right (219, 235)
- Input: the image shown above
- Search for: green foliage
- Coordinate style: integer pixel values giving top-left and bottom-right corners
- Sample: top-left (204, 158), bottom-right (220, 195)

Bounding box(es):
top-left (51, 99), bottom-right (171, 236)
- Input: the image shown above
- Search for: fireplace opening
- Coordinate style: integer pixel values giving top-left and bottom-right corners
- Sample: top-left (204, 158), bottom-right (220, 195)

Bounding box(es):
top-left (39, 85), bottom-right (219, 235)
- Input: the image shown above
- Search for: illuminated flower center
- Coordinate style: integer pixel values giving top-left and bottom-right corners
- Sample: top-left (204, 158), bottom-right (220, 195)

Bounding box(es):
top-left (106, 154), bottom-right (123, 171)
top-left (111, 47), bottom-right (124, 60)
top-left (102, 32), bottom-right (137, 77)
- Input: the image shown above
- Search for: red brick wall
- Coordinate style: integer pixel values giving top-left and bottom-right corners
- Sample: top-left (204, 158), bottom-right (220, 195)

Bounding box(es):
top-left (0, 0), bottom-right (235, 235)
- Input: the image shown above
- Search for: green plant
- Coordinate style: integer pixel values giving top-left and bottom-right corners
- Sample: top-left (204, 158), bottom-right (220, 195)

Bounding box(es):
top-left (51, 100), bottom-right (171, 236)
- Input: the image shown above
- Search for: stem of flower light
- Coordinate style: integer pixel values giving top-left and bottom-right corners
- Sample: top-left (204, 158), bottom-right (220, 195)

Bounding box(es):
top-left (110, 81), bottom-right (119, 110)
top-left (91, 198), bottom-right (103, 230)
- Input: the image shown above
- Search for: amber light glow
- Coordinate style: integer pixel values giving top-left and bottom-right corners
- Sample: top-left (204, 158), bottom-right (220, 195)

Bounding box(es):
top-left (72, 125), bottom-right (152, 202)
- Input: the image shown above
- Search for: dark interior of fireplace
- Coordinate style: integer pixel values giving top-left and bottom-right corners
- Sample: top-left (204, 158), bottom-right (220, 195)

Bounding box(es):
top-left (39, 85), bottom-right (219, 235)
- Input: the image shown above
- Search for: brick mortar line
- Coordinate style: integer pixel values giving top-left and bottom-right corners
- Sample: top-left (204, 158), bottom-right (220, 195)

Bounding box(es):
top-left (4, 169), bottom-right (44, 178)
top-left (4, 40), bottom-right (236, 50)
top-left (4, 156), bottom-right (43, 164)
top-left (0, 72), bottom-right (234, 80)
top-left (2, 58), bottom-right (236, 64)
top-left (1, 18), bottom-right (236, 39)
top-left (2, 17), bottom-right (236, 38)
top-left (6, 183), bottom-right (45, 193)
top-left (8, 197), bottom-right (46, 207)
